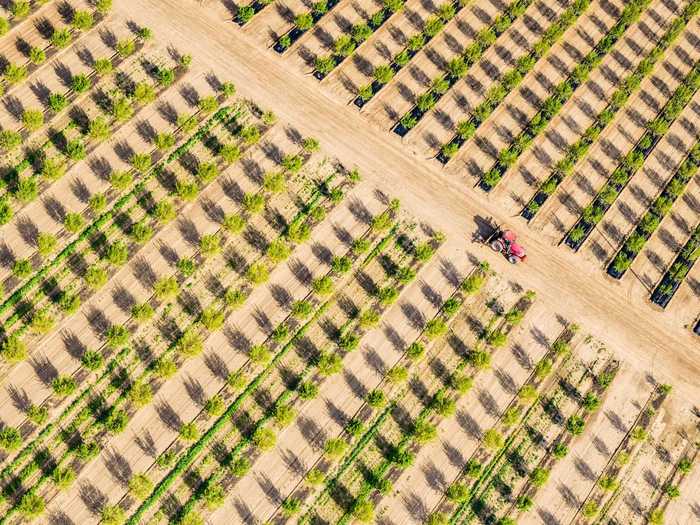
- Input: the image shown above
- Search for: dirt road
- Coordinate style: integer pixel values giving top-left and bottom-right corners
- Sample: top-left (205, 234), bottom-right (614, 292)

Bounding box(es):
top-left (116, 0), bottom-right (699, 397)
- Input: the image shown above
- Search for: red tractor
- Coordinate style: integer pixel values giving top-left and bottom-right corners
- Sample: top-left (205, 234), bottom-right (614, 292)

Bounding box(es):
top-left (481, 223), bottom-right (527, 264)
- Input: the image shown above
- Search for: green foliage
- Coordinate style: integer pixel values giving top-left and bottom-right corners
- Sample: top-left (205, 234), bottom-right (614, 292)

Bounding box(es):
top-left (566, 415), bottom-right (585, 435)
top-left (117, 39), bottom-right (136, 57)
top-left (110, 170), bottom-right (133, 191)
top-left (362, 386), bottom-right (386, 408)
top-left (252, 427), bottom-right (276, 450)
top-left (1, 334), bottom-right (27, 363)
top-left (266, 239), bottom-right (290, 262)
top-left (18, 492), bottom-right (45, 518)
top-left (224, 287), bottom-right (248, 309)
top-left (131, 221), bottom-right (154, 244)
top-left (0, 426), bottom-right (22, 450)
top-left (51, 28), bottom-right (72, 48)
top-left (52, 466), bottom-right (76, 490)
top-left (106, 324), bottom-right (130, 348)
top-left (88, 192), bottom-right (106, 213)
top-left (249, 344), bottom-right (271, 364)
top-left (530, 467), bottom-right (550, 487)
top-left (406, 341), bottom-right (425, 360)
top-left (85, 265), bottom-right (108, 289)
top-left (129, 473), bottom-right (154, 500)
top-left (291, 300), bottom-right (313, 319)
top-left (27, 404), bottom-right (49, 425)
top-left (177, 328), bottom-right (204, 358)
top-left (101, 505), bottom-right (125, 525)
top-left (425, 318), bottom-right (447, 339)
top-left (324, 437), bottom-right (348, 458)
top-left (4, 63), bottom-right (27, 84)
top-left (246, 262), bottom-right (269, 285)
top-left (582, 501), bottom-right (599, 518)
top-left (94, 58), bottom-right (114, 76)
top-left (129, 381), bottom-right (153, 408)
top-left (180, 422), bottom-right (200, 441)
top-left (154, 357), bottom-right (177, 379)
top-left (425, 512), bottom-right (448, 525)
top-left (13, 258), bottom-right (33, 278)
top-left (413, 420), bottom-right (437, 443)
top-left (446, 482), bottom-right (469, 502)
top-left (154, 276), bottom-right (179, 299)
top-left (305, 467), bottom-right (325, 485)
top-left (226, 371), bottom-right (248, 390)
top-left (483, 428), bottom-right (503, 450)
top-left (107, 240), bottom-right (129, 266)
top-left (229, 457), bottom-right (251, 477)
top-left (10, 0), bottom-right (31, 18)
top-left (64, 213), bottom-right (84, 233)
top-left (203, 482), bottom-right (225, 510)
top-left (317, 351), bottom-right (342, 376)
top-left (243, 192), bottom-right (265, 213)
top-left (81, 350), bottom-right (103, 371)
top-left (273, 403), bottom-right (297, 428)
top-left (312, 275), bottom-right (334, 295)
top-left (22, 108), bottom-right (44, 131)
top-left (0, 129), bottom-right (22, 150)
top-left (72, 9), bottom-right (93, 30)
top-left (552, 441), bottom-right (568, 459)
top-left (30, 308), bottom-right (55, 334)
top-left (52, 375), bottom-right (77, 397)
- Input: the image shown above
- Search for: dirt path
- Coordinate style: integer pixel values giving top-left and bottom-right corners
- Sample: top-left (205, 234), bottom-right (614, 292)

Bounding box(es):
top-left (109, 0), bottom-right (700, 403)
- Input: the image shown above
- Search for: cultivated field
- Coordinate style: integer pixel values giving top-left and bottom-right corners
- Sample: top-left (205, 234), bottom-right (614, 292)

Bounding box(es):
top-left (0, 1), bottom-right (697, 525)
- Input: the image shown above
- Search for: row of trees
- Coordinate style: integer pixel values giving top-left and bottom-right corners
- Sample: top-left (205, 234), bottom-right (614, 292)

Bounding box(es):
top-left (354, 1), bottom-right (463, 106)
top-left (0, 102), bottom-right (247, 523)
top-left (608, 138), bottom-right (700, 277)
top-left (125, 180), bottom-right (397, 524)
top-left (313, 0), bottom-right (405, 78)
top-left (478, 0), bottom-right (653, 190)
top-left (566, 59), bottom-right (700, 249)
top-left (393, 0), bottom-right (532, 134)
top-left (435, 0), bottom-right (594, 163)
top-left (522, 0), bottom-right (700, 219)
top-left (272, 0), bottom-right (342, 52)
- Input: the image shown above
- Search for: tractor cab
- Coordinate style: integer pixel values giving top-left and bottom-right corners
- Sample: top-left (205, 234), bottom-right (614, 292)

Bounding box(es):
top-left (488, 228), bottom-right (527, 264)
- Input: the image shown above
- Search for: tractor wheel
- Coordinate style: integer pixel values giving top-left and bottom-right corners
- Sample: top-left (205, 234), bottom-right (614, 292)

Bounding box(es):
top-left (490, 239), bottom-right (504, 253)
top-left (507, 255), bottom-right (518, 264)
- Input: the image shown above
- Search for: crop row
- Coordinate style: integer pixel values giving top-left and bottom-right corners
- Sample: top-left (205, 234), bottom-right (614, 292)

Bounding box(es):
top-left (650, 222), bottom-right (700, 307)
top-left (392, 0), bottom-right (534, 136)
top-left (298, 263), bottom-right (494, 523)
top-left (331, 290), bottom-right (537, 524)
top-left (0, 102), bottom-right (246, 481)
top-left (164, 211), bottom-right (422, 524)
top-left (0, 104), bottom-right (247, 521)
top-left (607, 137), bottom-right (700, 279)
top-left (435, 0), bottom-right (593, 163)
top-left (0, 45), bottom-right (182, 226)
top-left (312, 0), bottom-right (406, 79)
top-left (571, 384), bottom-right (670, 523)
top-left (477, 0), bottom-right (654, 190)
top-left (353, 0), bottom-right (464, 107)
top-left (3, 102), bottom-right (254, 492)
top-left (424, 322), bottom-right (583, 523)
top-left (0, 119), bottom-right (346, 520)
top-left (521, 0), bottom-right (700, 219)
top-left (0, 60), bottom-right (216, 367)
top-left (272, 0), bottom-right (343, 53)
top-left (0, 1), bottom-right (111, 101)
top-left (564, 59), bottom-right (700, 249)
top-left (125, 201), bottom-right (429, 523)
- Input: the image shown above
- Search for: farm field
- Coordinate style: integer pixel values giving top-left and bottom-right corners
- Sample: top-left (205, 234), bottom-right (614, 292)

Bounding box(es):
top-left (0, 1), bottom-right (697, 525)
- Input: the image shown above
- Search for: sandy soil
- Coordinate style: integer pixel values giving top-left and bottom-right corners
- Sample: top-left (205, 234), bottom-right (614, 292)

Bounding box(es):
top-left (0, 1), bottom-right (698, 523)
